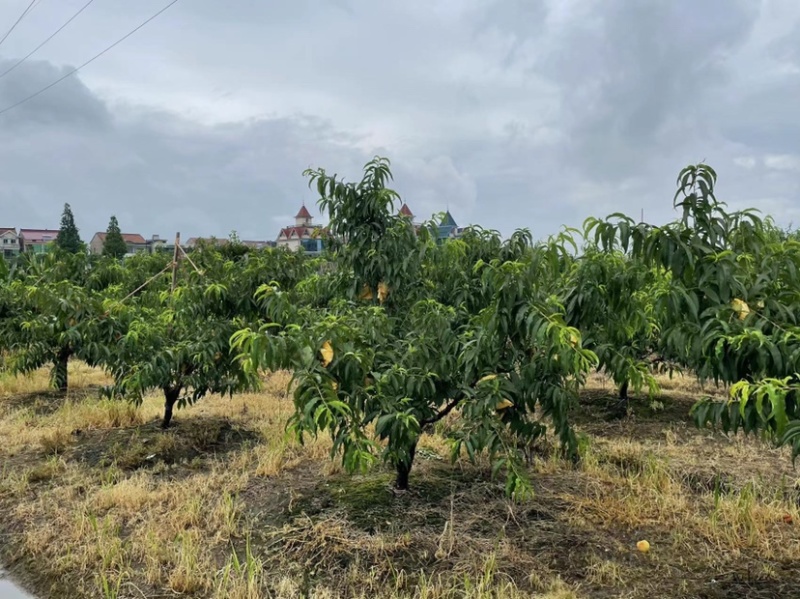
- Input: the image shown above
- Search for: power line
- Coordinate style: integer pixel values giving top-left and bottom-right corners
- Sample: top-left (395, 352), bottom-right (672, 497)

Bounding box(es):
top-left (0, 0), bottom-right (38, 48)
top-left (0, 0), bottom-right (179, 118)
top-left (0, 0), bottom-right (97, 81)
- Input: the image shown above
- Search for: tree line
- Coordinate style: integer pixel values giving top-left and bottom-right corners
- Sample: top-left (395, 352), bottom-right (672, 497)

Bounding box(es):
top-left (10, 202), bottom-right (132, 259)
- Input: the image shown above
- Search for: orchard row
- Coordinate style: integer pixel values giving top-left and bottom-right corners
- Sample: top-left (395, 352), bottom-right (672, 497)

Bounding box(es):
top-left (1, 159), bottom-right (798, 495)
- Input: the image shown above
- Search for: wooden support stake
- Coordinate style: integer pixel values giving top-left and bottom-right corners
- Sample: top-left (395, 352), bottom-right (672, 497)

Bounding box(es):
top-left (171, 232), bottom-right (180, 292)
top-left (118, 262), bottom-right (172, 305)
top-left (178, 243), bottom-right (202, 275)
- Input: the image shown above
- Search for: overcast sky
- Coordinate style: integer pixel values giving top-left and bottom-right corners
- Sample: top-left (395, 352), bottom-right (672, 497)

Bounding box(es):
top-left (0, 0), bottom-right (798, 242)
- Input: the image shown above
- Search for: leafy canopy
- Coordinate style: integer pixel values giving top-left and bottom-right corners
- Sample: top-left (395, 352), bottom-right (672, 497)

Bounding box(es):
top-left (586, 164), bottom-right (800, 460)
top-left (99, 246), bottom-right (314, 428)
top-left (232, 157), bottom-right (598, 497)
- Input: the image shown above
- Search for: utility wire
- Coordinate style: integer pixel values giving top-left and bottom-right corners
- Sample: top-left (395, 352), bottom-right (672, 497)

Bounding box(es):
top-left (0, 0), bottom-right (38, 48)
top-left (0, 0), bottom-right (179, 118)
top-left (0, 0), bottom-right (97, 81)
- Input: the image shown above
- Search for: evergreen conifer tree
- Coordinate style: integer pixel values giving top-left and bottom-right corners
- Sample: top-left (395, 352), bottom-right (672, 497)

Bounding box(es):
top-left (102, 216), bottom-right (128, 259)
top-left (55, 203), bottom-right (83, 253)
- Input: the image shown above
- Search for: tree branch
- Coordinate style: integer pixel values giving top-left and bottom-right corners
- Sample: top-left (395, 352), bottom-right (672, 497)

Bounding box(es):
top-left (421, 396), bottom-right (463, 428)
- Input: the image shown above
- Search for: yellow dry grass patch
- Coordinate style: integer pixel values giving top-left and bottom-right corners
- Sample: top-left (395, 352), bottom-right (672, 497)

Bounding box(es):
top-left (0, 361), bottom-right (112, 397)
top-left (1, 364), bottom-right (799, 598)
top-left (562, 435), bottom-right (800, 562)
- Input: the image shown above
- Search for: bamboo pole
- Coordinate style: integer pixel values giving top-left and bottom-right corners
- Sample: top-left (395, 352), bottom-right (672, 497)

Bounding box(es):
top-left (171, 232), bottom-right (180, 292)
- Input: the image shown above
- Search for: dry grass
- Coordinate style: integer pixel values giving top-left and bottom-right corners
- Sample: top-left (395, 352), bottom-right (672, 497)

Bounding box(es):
top-left (1, 363), bottom-right (799, 598)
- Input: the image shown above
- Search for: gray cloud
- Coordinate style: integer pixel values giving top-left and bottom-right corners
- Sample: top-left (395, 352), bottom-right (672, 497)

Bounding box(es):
top-left (0, 0), bottom-right (798, 242)
top-left (0, 59), bottom-right (111, 129)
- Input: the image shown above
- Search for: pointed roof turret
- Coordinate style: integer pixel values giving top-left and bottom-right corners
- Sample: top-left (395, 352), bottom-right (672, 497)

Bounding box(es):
top-left (399, 203), bottom-right (414, 218)
top-left (441, 210), bottom-right (457, 227)
top-left (296, 204), bottom-right (312, 219)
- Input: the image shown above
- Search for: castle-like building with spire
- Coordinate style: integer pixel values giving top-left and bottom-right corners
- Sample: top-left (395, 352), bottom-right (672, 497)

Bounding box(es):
top-left (397, 203), bottom-right (466, 242)
top-left (275, 204), bottom-right (324, 252)
top-left (274, 202), bottom-right (465, 254)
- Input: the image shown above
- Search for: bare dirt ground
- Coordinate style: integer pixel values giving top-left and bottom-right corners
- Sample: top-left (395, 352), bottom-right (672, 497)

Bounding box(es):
top-left (0, 364), bottom-right (798, 598)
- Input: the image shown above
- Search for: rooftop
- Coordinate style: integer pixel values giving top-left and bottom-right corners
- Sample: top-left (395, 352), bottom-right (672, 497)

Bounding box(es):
top-left (19, 229), bottom-right (58, 243)
top-left (93, 232), bottom-right (147, 244)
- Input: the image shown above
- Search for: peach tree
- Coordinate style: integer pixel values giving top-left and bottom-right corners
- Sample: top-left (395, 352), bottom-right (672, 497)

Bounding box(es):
top-left (232, 157), bottom-right (597, 496)
top-left (2, 251), bottom-right (119, 391)
top-left (587, 164), bottom-right (800, 457)
top-left (100, 246), bottom-right (312, 427)
top-left (562, 244), bottom-right (668, 409)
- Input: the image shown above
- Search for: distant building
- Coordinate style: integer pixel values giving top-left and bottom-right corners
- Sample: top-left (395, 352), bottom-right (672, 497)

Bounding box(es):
top-left (146, 235), bottom-right (173, 254)
top-left (240, 240), bottom-right (277, 250)
top-left (396, 204), bottom-right (466, 242)
top-left (184, 237), bottom-right (211, 250)
top-left (19, 229), bottom-right (58, 254)
top-left (88, 232), bottom-right (148, 256)
top-left (0, 228), bottom-right (20, 259)
top-left (276, 205), bottom-right (324, 253)
top-left (436, 210), bottom-right (466, 242)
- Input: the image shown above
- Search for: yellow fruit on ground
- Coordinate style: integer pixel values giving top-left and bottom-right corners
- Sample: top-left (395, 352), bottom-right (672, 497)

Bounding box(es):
top-left (320, 341), bottom-right (334, 367)
top-left (636, 540), bottom-right (650, 552)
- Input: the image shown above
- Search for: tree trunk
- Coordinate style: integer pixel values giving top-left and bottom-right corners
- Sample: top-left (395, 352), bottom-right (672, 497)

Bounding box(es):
top-left (53, 349), bottom-right (70, 393)
top-left (162, 386), bottom-right (181, 429)
top-left (394, 441), bottom-right (418, 491)
top-left (619, 380), bottom-right (629, 401)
